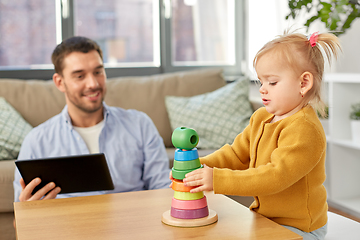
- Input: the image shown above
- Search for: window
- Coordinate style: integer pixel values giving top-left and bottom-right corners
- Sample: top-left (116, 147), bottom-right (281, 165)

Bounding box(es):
top-left (74, 0), bottom-right (159, 67)
top-left (0, 0), bottom-right (56, 68)
top-left (0, 0), bottom-right (244, 79)
top-left (171, 0), bottom-right (235, 66)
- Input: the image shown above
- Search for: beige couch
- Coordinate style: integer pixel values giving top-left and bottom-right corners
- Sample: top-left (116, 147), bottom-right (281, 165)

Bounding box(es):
top-left (0, 68), bottom-right (259, 238)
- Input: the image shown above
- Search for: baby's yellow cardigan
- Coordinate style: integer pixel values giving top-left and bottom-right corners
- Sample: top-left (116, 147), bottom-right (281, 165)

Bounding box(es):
top-left (200, 106), bottom-right (327, 232)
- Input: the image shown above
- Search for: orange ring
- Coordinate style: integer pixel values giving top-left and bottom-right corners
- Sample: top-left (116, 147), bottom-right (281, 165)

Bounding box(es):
top-left (172, 179), bottom-right (195, 192)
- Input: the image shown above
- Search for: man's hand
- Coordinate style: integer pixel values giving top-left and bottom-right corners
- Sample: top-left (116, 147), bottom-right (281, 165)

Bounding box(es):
top-left (19, 178), bottom-right (61, 202)
top-left (183, 164), bottom-right (213, 193)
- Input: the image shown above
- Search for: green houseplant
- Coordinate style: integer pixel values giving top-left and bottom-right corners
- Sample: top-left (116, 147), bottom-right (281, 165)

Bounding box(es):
top-left (350, 102), bottom-right (360, 120)
top-left (286, 0), bottom-right (360, 36)
top-left (350, 102), bottom-right (360, 144)
top-left (317, 105), bottom-right (329, 119)
top-left (318, 105), bottom-right (329, 135)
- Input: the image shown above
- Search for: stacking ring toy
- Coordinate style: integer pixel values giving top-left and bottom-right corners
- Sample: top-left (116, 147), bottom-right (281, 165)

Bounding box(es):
top-left (172, 167), bottom-right (195, 180)
top-left (174, 148), bottom-right (199, 161)
top-left (170, 206), bottom-right (209, 219)
top-left (173, 158), bottom-right (201, 170)
top-left (171, 165), bottom-right (203, 180)
top-left (162, 126), bottom-right (218, 228)
top-left (173, 191), bottom-right (204, 200)
top-left (171, 196), bottom-right (208, 210)
top-left (172, 179), bottom-right (194, 192)
top-left (172, 127), bottom-right (199, 150)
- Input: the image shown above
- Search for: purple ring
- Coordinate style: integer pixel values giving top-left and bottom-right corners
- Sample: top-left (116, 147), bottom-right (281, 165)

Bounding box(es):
top-left (170, 206), bottom-right (209, 219)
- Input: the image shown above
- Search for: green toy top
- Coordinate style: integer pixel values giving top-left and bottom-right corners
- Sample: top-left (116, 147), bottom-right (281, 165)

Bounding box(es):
top-left (171, 127), bottom-right (199, 150)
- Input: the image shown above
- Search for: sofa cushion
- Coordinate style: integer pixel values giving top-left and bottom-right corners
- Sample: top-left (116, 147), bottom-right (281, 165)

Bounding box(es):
top-left (0, 79), bottom-right (66, 127)
top-left (0, 98), bottom-right (33, 160)
top-left (105, 68), bottom-right (226, 147)
top-left (165, 79), bottom-right (253, 149)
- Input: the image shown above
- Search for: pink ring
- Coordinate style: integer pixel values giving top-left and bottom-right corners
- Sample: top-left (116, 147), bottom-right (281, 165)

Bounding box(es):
top-left (170, 206), bottom-right (209, 219)
top-left (171, 196), bottom-right (208, 210)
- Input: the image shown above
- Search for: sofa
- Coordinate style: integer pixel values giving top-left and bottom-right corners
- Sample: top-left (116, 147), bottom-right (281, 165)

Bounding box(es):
top-left (0, 68), bottom-right (260, 238)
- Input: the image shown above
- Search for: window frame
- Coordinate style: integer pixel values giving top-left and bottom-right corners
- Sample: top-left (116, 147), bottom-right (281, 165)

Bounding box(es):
top-left (0, 0), bottom-right (245, 80)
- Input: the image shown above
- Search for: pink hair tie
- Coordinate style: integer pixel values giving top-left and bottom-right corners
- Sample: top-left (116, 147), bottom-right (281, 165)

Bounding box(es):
top-left (308, 32), bottom-right (319, 47)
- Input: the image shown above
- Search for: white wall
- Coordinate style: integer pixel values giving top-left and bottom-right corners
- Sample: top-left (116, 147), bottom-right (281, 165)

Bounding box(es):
top-left (335, 19), bottom-right (360, 73)
top-left (246, 0), bottom-right (360, 79)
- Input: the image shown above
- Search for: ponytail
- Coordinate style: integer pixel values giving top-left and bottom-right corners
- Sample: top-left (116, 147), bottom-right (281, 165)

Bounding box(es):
top-left (307, 32), bottom-right (341, 118)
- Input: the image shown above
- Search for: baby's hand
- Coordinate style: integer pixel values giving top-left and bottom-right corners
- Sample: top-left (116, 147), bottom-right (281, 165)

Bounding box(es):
top-left (169, 170), bottom-right (174, 187)
top-left (183, 164), bottom-right (213, 193)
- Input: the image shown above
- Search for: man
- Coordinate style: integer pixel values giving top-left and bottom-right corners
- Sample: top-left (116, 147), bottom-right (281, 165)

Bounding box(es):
top-left (13, 36), bottom-right (170, 202)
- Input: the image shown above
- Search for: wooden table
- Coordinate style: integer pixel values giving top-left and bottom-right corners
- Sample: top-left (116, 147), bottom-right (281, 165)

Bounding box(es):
top-left (14, 189), bottom-right (302, 240)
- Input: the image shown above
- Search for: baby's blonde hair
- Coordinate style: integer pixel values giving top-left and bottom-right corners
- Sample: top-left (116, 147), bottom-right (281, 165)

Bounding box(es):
top-left (253, 30), bottom-right (341, 118)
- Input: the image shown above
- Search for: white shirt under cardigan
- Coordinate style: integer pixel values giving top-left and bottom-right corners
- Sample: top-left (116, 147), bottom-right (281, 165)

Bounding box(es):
top-left (13, 103), bottom-right (171, 201)
top-left (73, 119), bottom-right (104, 154)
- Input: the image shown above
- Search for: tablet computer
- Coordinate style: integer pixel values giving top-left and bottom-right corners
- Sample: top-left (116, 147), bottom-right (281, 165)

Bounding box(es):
top-left (15, 153), bottom-right (114, 194)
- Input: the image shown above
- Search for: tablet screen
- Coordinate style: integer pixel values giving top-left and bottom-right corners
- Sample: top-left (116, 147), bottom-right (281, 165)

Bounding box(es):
top-left (15, 153), bottom-right (114, 194)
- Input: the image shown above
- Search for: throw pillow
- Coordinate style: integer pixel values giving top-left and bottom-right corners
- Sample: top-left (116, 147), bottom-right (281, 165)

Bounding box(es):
top-left (165, 79), bottom-right (254, 149)
top-left (0, 97), bottom-right (32, 160)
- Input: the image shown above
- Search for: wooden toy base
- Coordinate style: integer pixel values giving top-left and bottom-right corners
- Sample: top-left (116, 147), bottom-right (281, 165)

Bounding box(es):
top-left (161, 209), bottom-right (218, 228)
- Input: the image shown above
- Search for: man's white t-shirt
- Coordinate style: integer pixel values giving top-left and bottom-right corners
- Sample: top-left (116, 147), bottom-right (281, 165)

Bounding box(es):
top-left (73, 120), bottom-right (104, 154)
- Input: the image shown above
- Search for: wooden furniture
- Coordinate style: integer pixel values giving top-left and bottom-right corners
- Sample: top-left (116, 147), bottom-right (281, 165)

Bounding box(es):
top-left (14, 189), bottom-right (301, 240)
top-left (323, 73), bottom-right (360, 219)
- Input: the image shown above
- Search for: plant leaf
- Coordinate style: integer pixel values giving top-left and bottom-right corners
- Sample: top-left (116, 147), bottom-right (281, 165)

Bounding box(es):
top-left (305, 15), bottom-right (320, 27)
top-left (342, 5), bottom-right (359, 32)
top-left (286, 0), bottom-right (360, 36)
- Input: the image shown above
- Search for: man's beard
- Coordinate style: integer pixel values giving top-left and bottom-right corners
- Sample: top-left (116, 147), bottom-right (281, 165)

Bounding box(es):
top-left (73, 96), bottom-right (104, 113)
top-left (65, 85), bottom-right (105, 114)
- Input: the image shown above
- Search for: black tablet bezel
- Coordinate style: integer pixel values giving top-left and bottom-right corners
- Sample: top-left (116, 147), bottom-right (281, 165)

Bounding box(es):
top-left (15, 153), bottom-right (114, 194)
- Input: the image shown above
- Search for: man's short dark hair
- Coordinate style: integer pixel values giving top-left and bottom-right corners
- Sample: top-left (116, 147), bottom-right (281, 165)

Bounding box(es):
top-left (51, 36), bottom-right (103, 75)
